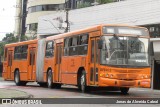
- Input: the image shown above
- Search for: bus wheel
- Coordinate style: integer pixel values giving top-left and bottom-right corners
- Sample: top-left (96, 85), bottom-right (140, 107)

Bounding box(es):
top-left (14, 70), bottom-right (21, 86)
top-left (47, 70), bottom-right (54, 88)
top-left (120, 87), bottom-right (129, 95)
top-left (80, 70), bottom-right (90, 93)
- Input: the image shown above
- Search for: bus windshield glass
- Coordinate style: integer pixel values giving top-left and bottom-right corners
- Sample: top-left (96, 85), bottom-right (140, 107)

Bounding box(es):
top-left (100, 36), bottom-right (149, 67)
top-left (103, 26), bottom-right (149, 36)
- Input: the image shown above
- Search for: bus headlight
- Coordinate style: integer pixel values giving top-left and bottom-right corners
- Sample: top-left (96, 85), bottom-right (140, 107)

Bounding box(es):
top-left (100, 73), bottom-right (104, 77)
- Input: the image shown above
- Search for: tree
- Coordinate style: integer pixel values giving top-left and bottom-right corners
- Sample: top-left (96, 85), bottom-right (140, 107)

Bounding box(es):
top-left (77, 2), bottom-right (91, 8)
top-left (2, 33), bottom-right (18, 43)
top-left (97, 0), bottom-right (114, 4)
top-left (0, 33), bottom-right (28, 57)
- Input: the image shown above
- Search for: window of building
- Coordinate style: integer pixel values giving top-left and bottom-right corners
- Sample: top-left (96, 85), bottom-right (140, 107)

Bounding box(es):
top-left (28, 4), bottom-right (65, 13)
top-left (36, 5), bottom-right (43, 11)
top-left (29, 23), bottom-right (38, 31)
top-left (31, 6), bottom-right (36, 13)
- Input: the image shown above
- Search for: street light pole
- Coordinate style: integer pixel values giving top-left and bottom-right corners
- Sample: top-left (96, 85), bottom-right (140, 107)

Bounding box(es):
top-left (65, 0), bottom-right (70, 33)
top-left (65, 8), bottom-right (69, 33)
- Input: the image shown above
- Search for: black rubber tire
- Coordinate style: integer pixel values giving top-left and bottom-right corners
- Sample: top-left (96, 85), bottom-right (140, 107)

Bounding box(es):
top-left (120, 87), bottom-right (129, 95)
top-left (14, 70), bottom-right (21, 86)
top-left (47, 70), bottom-right (54, 88)
top-left (79, 70), bottom-right (90, 93)
top-left (14, 70), bottom-right (27, 86)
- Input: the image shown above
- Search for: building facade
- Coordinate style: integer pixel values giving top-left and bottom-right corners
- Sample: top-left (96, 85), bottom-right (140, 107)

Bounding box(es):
top-left (14, 0), bottom-right (66, 39)
top-left (14, 0), bottom-right (125, 39)
top-left (38, 0), bottom-right (160, 38)
top-left (26, 0), bottom-right (66, 38)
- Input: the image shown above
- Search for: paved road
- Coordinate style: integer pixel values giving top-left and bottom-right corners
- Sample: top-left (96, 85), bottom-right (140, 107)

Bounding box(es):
top-left (1, 80), bottom-right (160, 107)
top-left (1, 80), bottom-right (160, 98)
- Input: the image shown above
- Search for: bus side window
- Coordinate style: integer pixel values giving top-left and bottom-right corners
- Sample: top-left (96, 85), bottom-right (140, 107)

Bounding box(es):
top-left (14, 46), bottom-right (21, 60)
top-left (21, 45), bottom-right (28, 59)
top-left (64, 38), bottom-right (69, 56)
top-left (69, 36), bottom-right (78, 55)
top-left (45, 41), bottom-right (54, 57)
top-left (80, 34), bottom-right (88, 45)
top-left (78, 34), bottom-right (89, 55)
top-left (72, 37), bottom-right (78, 46)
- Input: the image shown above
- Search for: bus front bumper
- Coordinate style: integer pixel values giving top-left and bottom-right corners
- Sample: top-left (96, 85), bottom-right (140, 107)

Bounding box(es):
top-left (99, 77), bottom-right (150, 88)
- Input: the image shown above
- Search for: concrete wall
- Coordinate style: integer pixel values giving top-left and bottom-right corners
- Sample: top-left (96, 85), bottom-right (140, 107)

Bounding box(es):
top-left (38, 0), bottom-right (160, 37)
top-left (14, 0), bottom-right (22, 37)
top-left (26, 0), bottom-right (66, 37)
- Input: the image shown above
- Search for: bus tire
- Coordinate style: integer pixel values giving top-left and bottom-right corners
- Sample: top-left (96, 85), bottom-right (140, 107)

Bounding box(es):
top-left (47, 70), bottom-right (54, 88)
top-left (120, 87), bottom-right (129, 95)
top-left (80, 70), bottom-right (90, 93)
top-left (14, 70), bottom-right (21, 86)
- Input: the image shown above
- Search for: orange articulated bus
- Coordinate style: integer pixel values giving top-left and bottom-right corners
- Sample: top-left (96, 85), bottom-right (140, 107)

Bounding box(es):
top-left (3, 24), bottom-right (151, 94)
top-left (2, 40), bottom-right (38, 86)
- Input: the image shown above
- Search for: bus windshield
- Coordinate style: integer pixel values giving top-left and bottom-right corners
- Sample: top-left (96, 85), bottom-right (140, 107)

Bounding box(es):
top-left (100, 36), bottom-right (149, 67)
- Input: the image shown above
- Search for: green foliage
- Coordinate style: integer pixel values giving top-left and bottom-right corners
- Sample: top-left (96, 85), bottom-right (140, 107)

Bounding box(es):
top-left (0, 33), bottom-right (28, 57)
top-left (0, 42), bottom-right (5, 57)
top-left (77, 0), bottom-right (114, 8)
top-left (97, 0), bottom-right (114, 4)
top-left (77, 2), bottom-right (91, 8)
top-left (2, 33), bottom-right (18, 43)
top-left (20, 35), bottom-right (29, 41)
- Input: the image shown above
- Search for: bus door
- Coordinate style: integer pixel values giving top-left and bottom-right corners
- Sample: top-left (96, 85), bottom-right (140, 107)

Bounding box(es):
top-left (55, 43), bottom-right (63, 82)
top-left (28, 48), bottom-right (36, 80)
top-left (89, 37), bottom-right (99, 85)
top-left (7, 50), bottom-right (13, 79)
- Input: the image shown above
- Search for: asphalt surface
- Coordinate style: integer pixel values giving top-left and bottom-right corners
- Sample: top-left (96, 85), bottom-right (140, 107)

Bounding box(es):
top-left (0, 78), bottom-right (160, 107)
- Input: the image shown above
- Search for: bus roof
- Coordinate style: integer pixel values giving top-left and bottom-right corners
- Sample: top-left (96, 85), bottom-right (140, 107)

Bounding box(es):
top-left (46, 24), bottom-right (148, 41)
top-left (5, 39), bottom-right (38, 48)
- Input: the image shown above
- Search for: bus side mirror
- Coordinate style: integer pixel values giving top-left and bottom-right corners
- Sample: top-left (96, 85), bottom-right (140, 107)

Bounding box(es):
top-left (98, 40), bottom-right (103, 49)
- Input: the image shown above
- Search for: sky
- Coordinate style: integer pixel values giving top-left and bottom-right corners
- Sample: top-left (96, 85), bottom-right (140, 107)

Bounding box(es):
top-left (0, 0), bottom-right (16, 41)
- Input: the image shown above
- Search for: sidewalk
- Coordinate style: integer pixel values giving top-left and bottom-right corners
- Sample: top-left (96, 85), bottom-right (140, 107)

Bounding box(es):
top-left (0, 77), bottom-right (33, 98)
top-left (0, 77), bottom-right (3, 81)
top-left (0, 88), bottom-right (33, 98)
